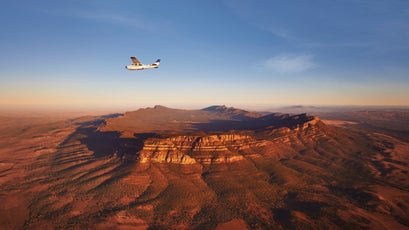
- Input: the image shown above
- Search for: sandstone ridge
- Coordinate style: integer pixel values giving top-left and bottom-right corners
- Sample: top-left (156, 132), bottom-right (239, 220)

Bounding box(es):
top-left (98, 105), bottom-right (327, 164)
top-left (137, 116), bottom-right (325, 165)
top-left (139, 134), bottom-right (266, 164)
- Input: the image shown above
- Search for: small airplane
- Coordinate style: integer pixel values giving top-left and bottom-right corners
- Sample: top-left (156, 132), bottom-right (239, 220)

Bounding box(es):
top-left (125, 57), bottom-right (160, 70)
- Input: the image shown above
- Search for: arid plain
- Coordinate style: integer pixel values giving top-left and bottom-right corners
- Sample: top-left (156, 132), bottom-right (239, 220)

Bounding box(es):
top-left (0, 106), bottom-right (408, 229)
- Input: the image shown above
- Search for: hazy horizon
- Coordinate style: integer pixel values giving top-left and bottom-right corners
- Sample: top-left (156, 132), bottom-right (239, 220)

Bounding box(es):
top-left (1, 103), bottom-right (408, 116)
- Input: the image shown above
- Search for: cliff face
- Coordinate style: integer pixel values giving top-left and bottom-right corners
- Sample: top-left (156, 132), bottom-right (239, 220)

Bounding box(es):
top-left (266, 115), bottom-right (327, 140)
top-left (142, 134), bottom-right (263, 152)
top-left (97, 106), bottom-right (328, 165)
top-left (139, 134), bottom-right (266, 164)
top-left (138, 117), bottom-right (327, 164)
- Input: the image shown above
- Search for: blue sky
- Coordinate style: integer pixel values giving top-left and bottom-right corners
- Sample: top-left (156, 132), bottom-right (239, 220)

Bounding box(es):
top-left (1, 0), bottom-right (408, 109)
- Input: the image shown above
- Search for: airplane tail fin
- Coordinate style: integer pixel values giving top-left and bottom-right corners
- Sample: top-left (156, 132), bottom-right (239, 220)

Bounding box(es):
top-left (151, 59), bottom-right (160, 68)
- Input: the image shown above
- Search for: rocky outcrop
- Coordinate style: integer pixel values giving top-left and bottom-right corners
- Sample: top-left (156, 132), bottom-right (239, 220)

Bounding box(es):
top-left (138, 134), bottom-right (266, 164)
top-left (142, 134), bottom-right (264, 151)
top-left (139, 150), bottom-right (197, 164)
top-left (266, 116), bottom-right (328, 146)
top-left (137, 116), bottom-right (329, 164)
top-left (99, 105), bottom-right (328, 165)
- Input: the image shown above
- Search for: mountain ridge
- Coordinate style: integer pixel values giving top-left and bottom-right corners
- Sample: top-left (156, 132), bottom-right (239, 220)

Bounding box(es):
top-left (100, 105), bottom-right (319, 137)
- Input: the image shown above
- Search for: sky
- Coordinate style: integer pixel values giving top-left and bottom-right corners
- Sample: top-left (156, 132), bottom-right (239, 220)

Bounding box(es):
top-left (1, 0), bottom-right (409, 110)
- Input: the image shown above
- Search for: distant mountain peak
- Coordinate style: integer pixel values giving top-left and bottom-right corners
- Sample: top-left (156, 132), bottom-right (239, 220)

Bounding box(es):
top-left (202, 105), bottom-right (264, 118)
top-left (152, 105), bottom-right (170, 110)
top-left (202, 105), bottom-right (238, 112)
top-left (202, 105), bottom-right (227, 111)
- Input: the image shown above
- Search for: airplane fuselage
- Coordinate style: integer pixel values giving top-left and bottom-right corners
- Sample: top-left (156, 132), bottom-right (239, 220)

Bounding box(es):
top-left (125, 63), bottom-right (159, 70)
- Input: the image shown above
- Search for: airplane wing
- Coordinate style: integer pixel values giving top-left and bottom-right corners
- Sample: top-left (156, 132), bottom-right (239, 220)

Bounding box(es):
top-left (130, 57), bottom-right (141, 65)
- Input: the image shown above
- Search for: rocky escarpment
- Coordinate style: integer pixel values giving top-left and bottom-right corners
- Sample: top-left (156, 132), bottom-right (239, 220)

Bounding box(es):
top-left (138, 116), bottom-right (327, 165)
top-left (139, 134), bottom-right (266, 164)
top-left (265, 115), bottom-right (327, 137)
top-left (97, 106), bottom-right (329, 165)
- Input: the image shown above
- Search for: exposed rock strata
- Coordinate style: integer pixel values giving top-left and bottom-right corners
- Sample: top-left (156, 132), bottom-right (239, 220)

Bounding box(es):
top-left (139, 134), bottom-right (265, 164)
top-left (98, 106), bottom-right (327, 165)
top-left (142, 134), bottom-right (263, 151)
top-left (138, 117), bottom-right (326, 164)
